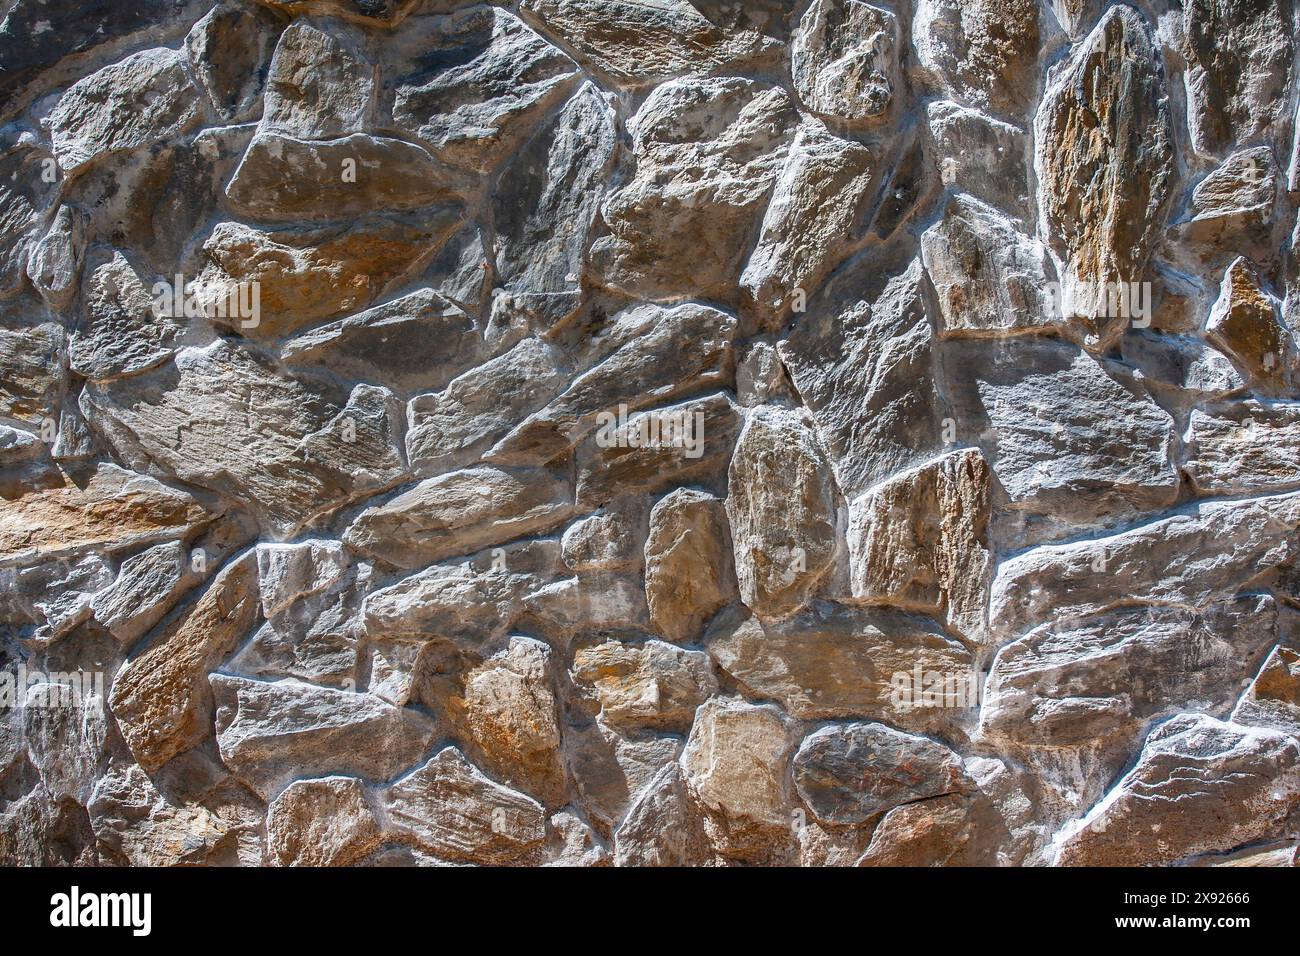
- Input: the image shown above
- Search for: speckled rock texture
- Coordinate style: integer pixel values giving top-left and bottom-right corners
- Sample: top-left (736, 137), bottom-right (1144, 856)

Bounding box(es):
top-left (3, 0), bottom-right (1300, 868)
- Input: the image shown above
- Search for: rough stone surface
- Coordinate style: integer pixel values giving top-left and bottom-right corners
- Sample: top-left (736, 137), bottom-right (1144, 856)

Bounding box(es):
top-left (1034, 6), bottom-right (1175, 349)
top-left (1056, 715), bottom-right (1300, 866)
top-left (265, 776), bottom-right (380, 866)
top-left (8, 0), bottom-right (1300, 870)
top-left (793, 722), bottom-right (967, 825)
top-left (847, 449), bottom-right (992, 642)
top-left (643, 489), bottom-right (736, 644)
top-left (792, 0), bottom-right (900, 126)
top-left (914, 0), bottom-right (1040, 116)
top-left (590, 77), bottom-right (798, 302)
top-left (726, 406), bottom-right (837, 620)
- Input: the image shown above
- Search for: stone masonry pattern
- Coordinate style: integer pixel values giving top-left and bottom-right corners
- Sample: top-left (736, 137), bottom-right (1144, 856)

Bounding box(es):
top-left (2, 0), bottom-right (1300, 867)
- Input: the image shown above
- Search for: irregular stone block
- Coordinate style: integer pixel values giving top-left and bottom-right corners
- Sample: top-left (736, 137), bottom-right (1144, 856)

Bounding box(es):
top-left (494, 82), bottom-right (617, 331)
top-left (1181, 0), bottom-right (1293, 157)
top-left (574, 393), bottom-right (742, 510)
top-left (266, 776), bottom-right (381, 866)
top-left (385, 5), bottom-right (579, 172)
top-left (212, 674), bottom-right (437, 799)
top-left (981, 595), bottom-right (1279, 748)
top-left (1205, 257), bottom-right (1294, 392)
top-left (0, 462), bottom-right (216, 567)
top-left (49, 48), bottom-right (202, 174)
top-left (345, 466), bottom-right (574, 570)
top-left (486, 302), bottom-right (736, 467)
top-left (1186, 400), bottom-right (1300, 495)
top-left (226, 133), bottom-right (454, 223)
top-left (921, 194), bottom-right (1059, 337)
top-left (926, 100), bottom-right (1030, 217)
top-left (793, 722), bottom-right (967, 826)
top-left (83, 341), bottom-right (406, 537)
top-left (1035, 6), bottom-right (1174, 350)
top-left (644, 489), bottom-right (736, 644)
top-left (406, 337), bottom-right (571, 477)
top-left (110, 552), bottom-right (260, 773)
top-left (991, 490), bottom-right (1300, 638)
top-left (1056, 714), bottom-right (1300, 866)
top-left (520, 0), bottom-right (786, 88)
top-left (847, 449), bottom-right (992, 642)
top-left (943, 337), bottom-right (1179, 533)
top-left (792, 0), bottom-right (899, 126)
top-left (1232, 646), bottom-right (1300, 737)
top-left (681, 698), bottom-right (793, 830)
top-left (590, 77), bottom-right (798, 302)
top-left (779, 258), bottom-right (945, 498)
top-left (261, 19), bottom-right (375, 139)
top-left (452, 636), bottom-right (565, 806)
top-left (572, 639), bottom-right (717, 733)
top-left (726, 406), bottom-right (838, 620)
top-left (704, 603), bottom-right (974, 727)
top-left (913, 0), bottom-right (1040, 116)
top-left (281, 288), bottom-right (479, 397)
top-left (185, 1), bottom-right (283, 123)
top-left (193, 209), bottom-right (464, 340)
top-left (381, 747), bottom-right (547, 865)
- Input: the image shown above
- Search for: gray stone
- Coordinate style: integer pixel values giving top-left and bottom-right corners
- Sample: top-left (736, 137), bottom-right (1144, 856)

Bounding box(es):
top-left (1181, 0), bottom-right (1294, 157)
top-left (913, 0), bottom-right (1040, 116)
top-left (185, 1), bottom-right (283, 124)
top-left (406, 338), bottom-right (571, 477)
top-left (943, 337), bottom-right (1179, 534)
top-left (520, 0), bottom-right (786, 88)
top-left (574, 393), bottom-right (742, 510)
top-left (211, 674), bottom-right (437, 799)
top-left (262, 19), bottom-right (375, 139)
top-left (590, 77), bottom-right (798, 302)
top-left (990, 490), bottom-right (1300, 639)
top-left (345, 466), bottom-right (573, 571)
top-left (1186, 400), bottom-right (1300, 495)
top-left (71, 251), bottom-right (181, 382)
top-left (1056, 714), bottom-right (1300, 866)
top-left (926, 100), bottom-right (1030, 217)
top-left (921, 194), bottom-right (1060, 338)
top-left (726, 406), bottom-right (838, 620)
top-left (486, 303), bottom-right (736, 468)
top-left (385, 5), bottom-right (579, 172)
top-left (792, 0), bottom-right (900, 126)
top-left (83, 341), bottom-right (406, 537)
top-left (981, 594), bottom-right (1280, 748)
top-left (493, 83), bottom-right (617, 331)
top-left (793, 722), bottom-right (967, 825)
top-left (741, 125), bottom-right (876, 330)
top-left (49, 48), bottom-right (202, 174)
top-left (281, 288), bottom-right (479, 397)
top-left (778, 258), bottom-right (944, 498)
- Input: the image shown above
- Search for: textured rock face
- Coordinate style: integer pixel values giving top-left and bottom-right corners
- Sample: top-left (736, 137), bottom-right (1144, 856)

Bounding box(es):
top-left (7, 0), bottom-right (1300, 871)
top-left (1034, 6), bottom-right (1174, 349)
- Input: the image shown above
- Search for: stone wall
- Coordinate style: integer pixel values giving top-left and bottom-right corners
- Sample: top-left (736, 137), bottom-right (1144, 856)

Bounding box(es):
top-left (2, 0), bottom-right (1299, 866)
